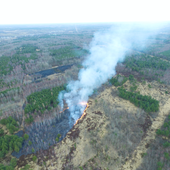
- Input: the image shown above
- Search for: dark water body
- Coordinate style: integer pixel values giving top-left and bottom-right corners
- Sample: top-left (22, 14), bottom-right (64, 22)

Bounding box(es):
top-left (31, 64), bottom-right (73, 78)
top-left (12, 109), bottom-right (75, 158)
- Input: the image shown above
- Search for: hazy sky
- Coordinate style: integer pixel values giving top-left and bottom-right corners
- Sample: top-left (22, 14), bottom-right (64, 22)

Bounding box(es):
top-left (1, 0), bottom-right (169, 25)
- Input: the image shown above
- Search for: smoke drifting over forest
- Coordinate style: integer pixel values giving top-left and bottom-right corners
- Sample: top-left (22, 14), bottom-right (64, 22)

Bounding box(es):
top-left (59, 22), bottom-right (167, 123)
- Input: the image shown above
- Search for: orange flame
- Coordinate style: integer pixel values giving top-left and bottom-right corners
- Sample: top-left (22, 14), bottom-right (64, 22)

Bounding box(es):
top-left (59, 107), bottom-right (69, 113)
top-left (58, 102), bottom-right (89, 126)
top-left (74, 103), bottom-right (89, 125)
top-left (79, 101), bottom-right (88, 105)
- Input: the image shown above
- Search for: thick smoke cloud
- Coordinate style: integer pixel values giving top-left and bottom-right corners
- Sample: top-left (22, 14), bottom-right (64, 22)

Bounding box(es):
top-left (59, 22), bottom-right (167, 123)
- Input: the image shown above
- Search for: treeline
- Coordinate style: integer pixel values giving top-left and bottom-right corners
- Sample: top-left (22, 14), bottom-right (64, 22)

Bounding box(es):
top-left (0, 116), bottom-right (19, 134)
top-left (25, 115), bottom-right (34, 125)
top-left (49, 45), bottom-right (89, 60)
top-left (0, 79), bottom-right (18, 90)
top-left (0, 158), bottom-right (17, 170)
top-left (0, 116), bottom-right (25, 161)
top-left (0, 56), bottom-right (13, 76)
top-left (25, 85), bottom-right (66, 114)
top-left (0, 79), bottom-right (6, 89)
top-left (0, 87), bottom-right (21, 104)
top-left (156, 116), bottom-right (170, 137)
top-left (11, 53), bottom-right (38, 70)
top-left (124, 55), bottom-right (170, 72)
top-left (0, 44), bottom-right (40, 76)
top-left (0, 117), bottom-right (23, 169)
top-left (16, 44), bottom-right (39, 54)
top-left (0, 87), bottom-right (20, 97)
top-left (118, 87), bottom-right (159, 112)
top-left (15, 34), bottom-right (54, 42)
top-left (0, 135), bottom-right (23, 158)
top-left (0, 116), bottom-right (22, 168)
top-left (109, 75), bottom-right (127, 86)
top-left (159, 50), bottom-right (170, 61)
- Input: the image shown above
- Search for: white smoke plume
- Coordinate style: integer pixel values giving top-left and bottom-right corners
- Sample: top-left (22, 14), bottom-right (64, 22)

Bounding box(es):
top-left (59, 22), bottom-right (167, 123)
top-left (58, 90), bottom-right (65, 111)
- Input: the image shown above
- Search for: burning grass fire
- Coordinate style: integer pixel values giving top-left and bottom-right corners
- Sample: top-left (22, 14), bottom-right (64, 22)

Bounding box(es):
top-left (79, 101), bottom-right (88, 105)
top-left (74, 102), bottom-right (89, 125)
top-left (14, 101), bottom-right (89, 158)
top-left (58, 100), bottom-right (89, 126)
top-left (59, 107), bottom-right (69, 113)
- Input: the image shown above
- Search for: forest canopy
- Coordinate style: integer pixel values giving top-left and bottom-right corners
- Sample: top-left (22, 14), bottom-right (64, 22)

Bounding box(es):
top-left (0, 116), bottom-right (19, 134)
top-left (118, 87), bottom-right (159, 112)
top-left (124, 55), bottom-right (170, 72)
top-left (0, 135), bottom-right (23, 158)
top-left (49, 45), bottom-right (89, 60)
top-left (24, 85), bottom-right (66, 114)
top-left (15, 44), bottom-right (39, 54)
top-left (109, 75), bottom-right (127, 86)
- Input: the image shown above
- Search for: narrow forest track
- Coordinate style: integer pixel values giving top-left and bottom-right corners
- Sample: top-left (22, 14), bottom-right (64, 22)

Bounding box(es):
top-left (119, 97), bottom-right (170, 170)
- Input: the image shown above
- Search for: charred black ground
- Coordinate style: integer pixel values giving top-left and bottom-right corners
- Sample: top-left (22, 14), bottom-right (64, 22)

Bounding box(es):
top-left (12, 109), bottom-right (72, 158)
